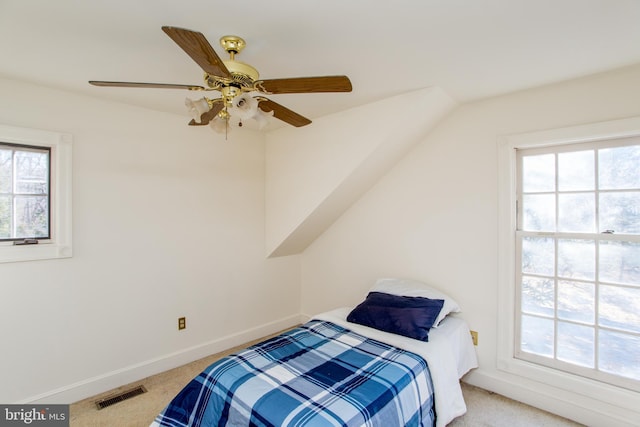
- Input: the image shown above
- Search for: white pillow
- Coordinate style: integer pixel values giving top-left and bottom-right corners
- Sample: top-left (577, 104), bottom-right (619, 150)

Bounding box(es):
top-left (370, 278), bottom-right (461, 327)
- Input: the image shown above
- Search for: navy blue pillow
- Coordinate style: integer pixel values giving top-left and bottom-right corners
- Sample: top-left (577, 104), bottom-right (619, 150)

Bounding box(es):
top-left (347, 292), bottom-right (445, 341)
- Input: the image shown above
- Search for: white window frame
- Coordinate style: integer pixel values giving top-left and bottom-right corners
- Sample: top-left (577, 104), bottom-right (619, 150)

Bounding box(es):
top-left (0, 124), bottom-right (72, 263)
top-left (497, 116), bottom-right (640, 413)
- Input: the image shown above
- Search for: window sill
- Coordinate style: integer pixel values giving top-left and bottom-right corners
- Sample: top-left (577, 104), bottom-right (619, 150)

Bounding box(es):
top-left (0, 241), bottom-right (72, 263)
top-left (497, 355), bottom-right (639, 414)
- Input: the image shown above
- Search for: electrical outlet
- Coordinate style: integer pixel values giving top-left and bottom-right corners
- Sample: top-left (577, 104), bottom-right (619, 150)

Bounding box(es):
top-left (178, 317), bottom-right (186, 330)
top-left (470, 330), bottom-right (478, 346)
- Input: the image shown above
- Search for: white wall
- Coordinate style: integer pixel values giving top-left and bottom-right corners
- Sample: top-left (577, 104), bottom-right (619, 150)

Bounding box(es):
top-left (299, 63), bottom-right (640, 426)
top-left (0, 77), bottom-right (301, 404)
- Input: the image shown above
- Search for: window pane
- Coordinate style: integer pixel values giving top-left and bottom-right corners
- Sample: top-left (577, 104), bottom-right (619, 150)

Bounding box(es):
top-left (600, 241), bottom-right (640, 286)
top-left (0, 148), bottom-right (11, 193)
top-left (522, 236), bottom-right (555, 276)
top-left (0, 195), bottom-right (10, 238)
top-left (521, 315), bottom-right (554, 357)
top-left (558, 193), bottom-right (595, 232)
top-left (522, 154), bottom-right (555, 192)
top-left (557, 322), bottom-right (594, 367)
top-left (522, 194), bottom-right (555, 231)
top-left (558, 150), bottom-right (594, 191)
top-left (558, 280), bottom-right (594, 323)
top-left (522, 276), bottom-right (555, 317)
top-left (15, 150), bottom-right (48, 194)
top-left (599, 192), bottom-right (640, 235)
top-left (599, 330), bottom-right (640, 381)
top-left (558, 239), bottom-right (595, 280)
top-left (599, 285), bottom-right (640, 334)
top-left (599, 145), bottom-right (640, 190)
top-left (14, 195), bottom-right (48, 238)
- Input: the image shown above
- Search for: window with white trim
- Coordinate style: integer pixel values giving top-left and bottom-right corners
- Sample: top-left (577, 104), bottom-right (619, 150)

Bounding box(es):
top-left (516, 138), bottom-right (639, 390)
top-left (497, 118), bottom-right (640, 417)
top-left (0, 124), bottom-right (72, 263)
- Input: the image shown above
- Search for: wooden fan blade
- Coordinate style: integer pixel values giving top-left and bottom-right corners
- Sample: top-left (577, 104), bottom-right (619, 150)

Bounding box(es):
top-left (161, 26), bottom-right (231, 78)
top-left (89, 81), bottom-right (206, 90)
top-left (189, 101), bottom-right (224, 126)
top-left (258, 98), bottom-right (311, 127)
top-left (257, 76), bottom-right (352, 94)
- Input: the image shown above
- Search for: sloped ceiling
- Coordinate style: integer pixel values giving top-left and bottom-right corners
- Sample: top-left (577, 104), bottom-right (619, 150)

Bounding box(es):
top-left (265, 87), bottom-right (457, 257)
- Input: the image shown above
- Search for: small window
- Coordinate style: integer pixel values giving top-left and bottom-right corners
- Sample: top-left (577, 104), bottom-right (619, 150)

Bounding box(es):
top-left (0, 124), bottom-right (72, 263)
top-left (0, 143), bottom-right (51, 242)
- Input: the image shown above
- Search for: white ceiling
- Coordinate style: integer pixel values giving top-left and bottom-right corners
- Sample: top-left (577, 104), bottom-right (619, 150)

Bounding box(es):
top-left (1, 0), bottom-right (640, 128)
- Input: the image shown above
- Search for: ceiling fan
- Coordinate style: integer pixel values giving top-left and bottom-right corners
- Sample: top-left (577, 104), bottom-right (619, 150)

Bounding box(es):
top-left (89, 26), bottom-right (352, 133)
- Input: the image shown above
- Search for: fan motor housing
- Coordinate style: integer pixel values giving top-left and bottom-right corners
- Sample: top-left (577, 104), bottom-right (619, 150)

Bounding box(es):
top-left (205, 60), bottom-right (259, 90)
top-left (224, 60), bottom-right (259, 82)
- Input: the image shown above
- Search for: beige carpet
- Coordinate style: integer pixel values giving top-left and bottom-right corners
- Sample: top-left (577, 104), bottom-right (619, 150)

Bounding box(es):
top-left (448, 385), bottom-right (583, 427)
top-left (70, 339), bottom-right (584, 427)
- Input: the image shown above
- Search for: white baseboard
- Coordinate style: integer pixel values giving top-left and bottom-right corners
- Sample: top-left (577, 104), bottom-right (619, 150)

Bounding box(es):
top-left (463, 369), bottom-right (640, 427)
top-left (24, 314), bottom-right (305, 405)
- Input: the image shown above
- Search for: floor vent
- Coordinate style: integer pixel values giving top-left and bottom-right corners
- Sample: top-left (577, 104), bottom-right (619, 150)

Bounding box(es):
top-left (95, 385), bottom-right (147, 410)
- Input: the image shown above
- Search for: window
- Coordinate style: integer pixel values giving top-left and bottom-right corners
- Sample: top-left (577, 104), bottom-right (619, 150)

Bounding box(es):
top-left (0, 143), bottom-right (51, 241)
top-left (516, 139), bottom-right (639, 390)
top-left (498, 117), bottom-right (640, 416)
top-left (0, 124), bottom-right (72, 263)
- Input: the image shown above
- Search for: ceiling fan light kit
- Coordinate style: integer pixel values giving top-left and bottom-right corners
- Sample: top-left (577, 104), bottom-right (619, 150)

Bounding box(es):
top-left (185, 97), bottom-right (211, 122)
top-left (89, 27), bottom-right (352, 135)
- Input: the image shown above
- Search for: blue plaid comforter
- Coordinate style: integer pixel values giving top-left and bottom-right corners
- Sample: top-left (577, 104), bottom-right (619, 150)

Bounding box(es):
top-left (151, 320), bottom-right (436, 426)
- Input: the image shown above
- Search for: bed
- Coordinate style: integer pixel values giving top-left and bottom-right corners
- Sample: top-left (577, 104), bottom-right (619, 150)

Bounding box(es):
top-left (151, 279), bottom-right (478, 427)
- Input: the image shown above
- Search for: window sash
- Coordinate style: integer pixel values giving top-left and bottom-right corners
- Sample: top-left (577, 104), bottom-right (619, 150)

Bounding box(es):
top-left (0, 142), bottom-right (51, 241)
top-left (515, 138), bottom-right (640, 392)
